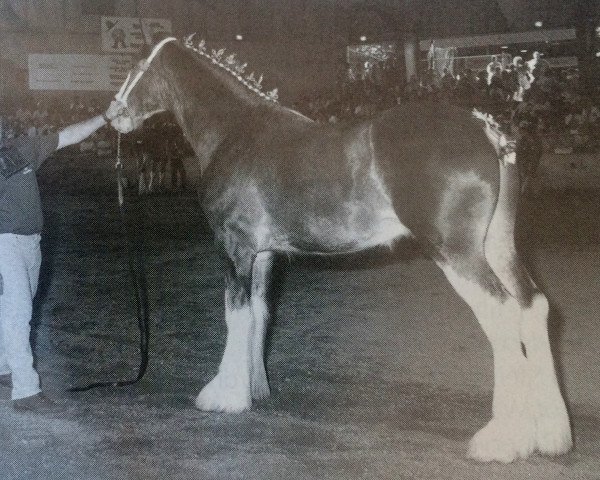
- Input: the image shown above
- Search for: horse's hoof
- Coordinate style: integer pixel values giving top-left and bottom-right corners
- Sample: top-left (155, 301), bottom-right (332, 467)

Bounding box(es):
top-left (467, 418), bottom-right (536, 463)
top-left (195, 375), bottom-right (251, 413)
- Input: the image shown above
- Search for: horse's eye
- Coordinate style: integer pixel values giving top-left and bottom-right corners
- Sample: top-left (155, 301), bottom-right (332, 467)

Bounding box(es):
top-left (143, 99), bottom-right (158, 111)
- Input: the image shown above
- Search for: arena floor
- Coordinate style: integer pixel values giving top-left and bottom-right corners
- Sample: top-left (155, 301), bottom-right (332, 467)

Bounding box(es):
top-left (1, 158), bottom-right (599, 480)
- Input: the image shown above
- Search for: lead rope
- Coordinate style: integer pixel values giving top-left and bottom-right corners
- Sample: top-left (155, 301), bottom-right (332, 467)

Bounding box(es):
top-left (69, 132), bottom-right (150, 392)
top-left (116, 132), bottom-right (124, 207)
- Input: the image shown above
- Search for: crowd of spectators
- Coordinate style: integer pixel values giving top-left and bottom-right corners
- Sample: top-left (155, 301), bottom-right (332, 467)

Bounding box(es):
top-left (0, 94), bottom-right (117, 160)
top-left (3, 55), bottom-right (600, 157)
top-left (294, 53), bottom-right (600, 154)
top-left (292, 59), bottom-right (403, 124)
top-left (0, 95), bottom-right (107, 140)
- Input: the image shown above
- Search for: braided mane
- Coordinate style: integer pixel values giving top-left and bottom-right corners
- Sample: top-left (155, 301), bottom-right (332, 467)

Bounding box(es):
top-left (183, 34), bottom-right (279, 104)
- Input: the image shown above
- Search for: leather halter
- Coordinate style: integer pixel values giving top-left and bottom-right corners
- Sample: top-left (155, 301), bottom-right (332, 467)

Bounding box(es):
top-left (115, 36), bottom-right (178, 107)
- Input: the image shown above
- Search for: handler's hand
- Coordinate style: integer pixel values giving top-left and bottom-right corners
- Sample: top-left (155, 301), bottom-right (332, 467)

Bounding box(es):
top-left (104, 100), bottom-right (125, 121)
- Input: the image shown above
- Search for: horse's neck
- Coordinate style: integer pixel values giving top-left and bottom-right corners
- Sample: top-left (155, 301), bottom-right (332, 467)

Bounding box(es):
top-left (160, 56), bottom-right (260, 173)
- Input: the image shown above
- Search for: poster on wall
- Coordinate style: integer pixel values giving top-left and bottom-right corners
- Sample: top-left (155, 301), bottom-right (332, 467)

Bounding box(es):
top-left (101, 16), bottom-right (173, 53)
top-left (28, 54), bottom-right (133, 91)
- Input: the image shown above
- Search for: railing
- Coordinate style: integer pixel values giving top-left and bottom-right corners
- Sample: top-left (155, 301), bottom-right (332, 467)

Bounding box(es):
top-left (421, 53), bottom-right (513, 74)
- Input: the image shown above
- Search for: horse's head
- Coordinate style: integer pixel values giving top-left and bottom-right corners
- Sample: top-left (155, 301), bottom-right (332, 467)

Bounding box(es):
top-left (108, 34), bottom-right (281, 175)
top-left (109, 37), bottom-right (176, 134)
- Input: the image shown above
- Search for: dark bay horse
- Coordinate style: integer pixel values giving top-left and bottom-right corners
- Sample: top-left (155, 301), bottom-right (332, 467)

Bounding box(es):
top-left (109, 37), bottom-right (572, 462)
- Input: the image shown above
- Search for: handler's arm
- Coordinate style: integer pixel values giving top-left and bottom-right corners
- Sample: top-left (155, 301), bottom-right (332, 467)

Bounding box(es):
top-left (57, 115), bottom-right (107, 150)
top-left (57, 101), bottom-right (122, 150)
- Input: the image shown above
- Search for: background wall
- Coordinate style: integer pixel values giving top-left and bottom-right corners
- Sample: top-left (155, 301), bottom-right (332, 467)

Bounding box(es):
top-left (0, 0), bottom-right (586, 103)
top-left (0, 0), bottom-right (349, 102)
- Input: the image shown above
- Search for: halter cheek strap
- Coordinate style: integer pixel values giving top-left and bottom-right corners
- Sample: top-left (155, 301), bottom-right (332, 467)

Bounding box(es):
top-left (115, 36), bottom-right (178, 107)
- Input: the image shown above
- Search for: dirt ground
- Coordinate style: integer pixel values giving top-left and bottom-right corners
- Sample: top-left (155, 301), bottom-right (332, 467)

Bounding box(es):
top-left (1, 156), bottom-right (600, 480)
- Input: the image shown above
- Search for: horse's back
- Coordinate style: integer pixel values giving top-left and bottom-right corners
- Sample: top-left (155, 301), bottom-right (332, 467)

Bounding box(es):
top-left (373, 101), bottom-right (498, 175)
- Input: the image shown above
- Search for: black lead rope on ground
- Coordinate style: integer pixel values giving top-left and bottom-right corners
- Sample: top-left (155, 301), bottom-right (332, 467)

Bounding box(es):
top-left (69, 134), bottom-right (150, 392)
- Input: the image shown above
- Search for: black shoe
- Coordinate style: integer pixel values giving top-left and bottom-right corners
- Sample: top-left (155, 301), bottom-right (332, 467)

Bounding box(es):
top-left (0, 374), bottom-right (11, 388)
top-left (13, 393), bottom-right (60, 413)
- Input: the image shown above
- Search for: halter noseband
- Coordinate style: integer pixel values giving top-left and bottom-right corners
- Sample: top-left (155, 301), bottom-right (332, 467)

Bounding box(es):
top-left (115, 36), bottom-right (178, 107)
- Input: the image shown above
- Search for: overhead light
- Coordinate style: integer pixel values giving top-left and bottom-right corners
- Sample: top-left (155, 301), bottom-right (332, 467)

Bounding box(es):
top-left (534, 21), bottom-right (543, 28)
top-left (596, 51), bottom-right (600, 58)
top-left (520, 49), bottom-right (528, 53)
top-left (360, 35), bottom-right (367, 42)
top-left (500, 46), bottom-right (508, 49)
top-left (235, 34), bottom-right (243, 41)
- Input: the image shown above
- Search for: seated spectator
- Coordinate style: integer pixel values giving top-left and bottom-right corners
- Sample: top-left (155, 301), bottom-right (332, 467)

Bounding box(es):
top-left (489, 66), bottom-right (507, 102)
top-left (440, 68), bottom-right (456, 93)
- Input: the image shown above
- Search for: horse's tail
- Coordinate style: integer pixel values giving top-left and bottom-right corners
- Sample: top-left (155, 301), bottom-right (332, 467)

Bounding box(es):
top-left (473, 109), bottom-right (534, 304)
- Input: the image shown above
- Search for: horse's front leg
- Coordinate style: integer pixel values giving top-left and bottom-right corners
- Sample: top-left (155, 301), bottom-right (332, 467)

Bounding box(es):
top-left (250, 251), bottom-right (275, 400)
top-left (195, 262), bottom-right (253, 412)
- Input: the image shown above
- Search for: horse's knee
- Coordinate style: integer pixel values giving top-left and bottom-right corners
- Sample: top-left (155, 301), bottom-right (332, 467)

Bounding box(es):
top-left (251, 252), bottom-right (275, 298)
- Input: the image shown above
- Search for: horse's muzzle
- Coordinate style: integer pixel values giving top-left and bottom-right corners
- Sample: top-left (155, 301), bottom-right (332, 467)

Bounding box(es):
top-left (111, 115), bottom-right (141, 134)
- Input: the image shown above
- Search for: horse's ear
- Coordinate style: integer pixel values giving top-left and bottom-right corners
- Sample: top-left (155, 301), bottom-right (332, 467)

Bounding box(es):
top-left (138, 32), bottom-right (172, 57)
top-left (151, 31), bottom-right (171, 45)
top-left (139, 44), bottom-right (152, 57)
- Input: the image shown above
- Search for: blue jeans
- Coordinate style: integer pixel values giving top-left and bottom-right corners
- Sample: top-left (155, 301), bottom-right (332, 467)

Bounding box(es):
top-left (0, 233), bottom-right (42, 400)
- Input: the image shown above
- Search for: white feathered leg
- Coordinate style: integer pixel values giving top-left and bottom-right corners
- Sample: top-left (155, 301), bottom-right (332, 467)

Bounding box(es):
top-left (521, 294), bottom-right (572, 455)
top-left (440, 264), bottom-right (537, 463)
top-left (483, 192), bottom-right (572, 459)
top-left (196, 288), bottom-right (252, 413)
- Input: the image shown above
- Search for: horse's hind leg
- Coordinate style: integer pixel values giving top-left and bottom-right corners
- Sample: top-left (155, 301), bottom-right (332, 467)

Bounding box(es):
top-left (438, 257), bottom-right (537, 462)
top-left (432, 157), bottom-right (571, 461)
top-left (485, 227), bottom-right (572, 457)
top-left (521, 296), bottom-right (572, 455)
top-left (249, 251), bottom-right (275, 400)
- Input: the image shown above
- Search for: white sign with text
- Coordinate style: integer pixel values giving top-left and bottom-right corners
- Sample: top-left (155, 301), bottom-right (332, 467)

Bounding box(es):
top-left (28, 54), bottom-right (133, 91)
top-left (101, 16), bottom-right (172, 53)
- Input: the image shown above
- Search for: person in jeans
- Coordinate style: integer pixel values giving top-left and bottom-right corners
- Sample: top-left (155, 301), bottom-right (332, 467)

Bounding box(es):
top-left (0, 100), bottom-right (122, 412)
